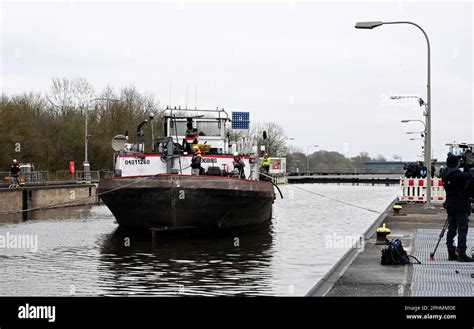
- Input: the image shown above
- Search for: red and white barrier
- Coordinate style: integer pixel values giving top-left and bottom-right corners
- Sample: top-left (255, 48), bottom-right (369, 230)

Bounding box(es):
top-left (399, 178), bottom-right (445, 203)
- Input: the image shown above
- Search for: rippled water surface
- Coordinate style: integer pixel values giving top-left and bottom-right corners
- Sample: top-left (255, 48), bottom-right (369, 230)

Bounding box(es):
top-left (0, 184), bottom-right (398, 296)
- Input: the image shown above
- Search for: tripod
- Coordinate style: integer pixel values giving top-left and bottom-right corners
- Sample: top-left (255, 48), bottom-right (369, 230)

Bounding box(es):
top-left (429, 217), bottom-right (449, 261)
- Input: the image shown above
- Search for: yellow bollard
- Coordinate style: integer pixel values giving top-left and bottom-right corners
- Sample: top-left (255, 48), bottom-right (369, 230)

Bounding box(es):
top-left (393, 205), bottom-right (403, 215)
top-left (376, 223), bottom-right (391, 245)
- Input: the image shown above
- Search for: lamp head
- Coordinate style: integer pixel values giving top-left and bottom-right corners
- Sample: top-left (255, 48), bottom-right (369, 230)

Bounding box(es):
top-left (355, 21), bottom-right (384, 29)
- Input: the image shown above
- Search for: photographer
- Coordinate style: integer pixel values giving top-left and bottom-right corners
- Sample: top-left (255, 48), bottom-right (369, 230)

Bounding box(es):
top-left (441, 153), bottom-right (474, 262)
top-left (404, 162), bottom-right (418, 178)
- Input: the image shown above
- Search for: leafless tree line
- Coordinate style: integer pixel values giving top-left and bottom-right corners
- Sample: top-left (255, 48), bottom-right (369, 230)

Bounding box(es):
top-left (0, 78), bottom-right (161, 173)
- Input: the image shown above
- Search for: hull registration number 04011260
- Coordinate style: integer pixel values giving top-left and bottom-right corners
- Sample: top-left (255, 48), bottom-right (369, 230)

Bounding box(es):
top-left (124, 159), bottom-right (151, 165)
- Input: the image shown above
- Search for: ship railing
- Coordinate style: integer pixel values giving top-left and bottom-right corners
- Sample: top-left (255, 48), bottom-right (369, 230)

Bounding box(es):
top-left (163, 107), bottom-right (230, 121)
top-left (288, 168), bottom-right (405, 175)
top-left (75, 171), bottom-right (101, 184)
top-left (54, 170), bottom-right (103, 184)
top-left (270, 173), bottom-right (288, 185)
top-left (0, 170), bottom-right (108, 188)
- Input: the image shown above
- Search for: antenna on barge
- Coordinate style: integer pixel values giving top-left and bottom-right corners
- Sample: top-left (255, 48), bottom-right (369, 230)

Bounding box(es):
top-left (186, 84), bottom-right (189, 109)
top-left (194, 84), bottom-right (197, 110)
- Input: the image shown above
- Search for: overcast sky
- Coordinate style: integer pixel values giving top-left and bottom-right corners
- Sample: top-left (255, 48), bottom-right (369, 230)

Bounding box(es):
top-left (1, 0), bottom-right (472, 161)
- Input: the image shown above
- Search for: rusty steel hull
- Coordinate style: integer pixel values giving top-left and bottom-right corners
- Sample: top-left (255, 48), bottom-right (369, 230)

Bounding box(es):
top-left (97, 175), bottom-right (276, 232)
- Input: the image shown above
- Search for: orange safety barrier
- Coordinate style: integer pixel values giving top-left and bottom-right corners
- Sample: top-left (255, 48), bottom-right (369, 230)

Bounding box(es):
top-left (399, 178), bottom-right (445, 203)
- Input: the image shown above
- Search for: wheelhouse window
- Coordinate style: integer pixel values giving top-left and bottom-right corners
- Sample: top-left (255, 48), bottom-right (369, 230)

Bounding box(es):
top-left (169, 121), bottom-right (187, 136)
top-left (196, 121), bottom-right (221, 136)
top-left (168, 120), bottom-right (221, 137)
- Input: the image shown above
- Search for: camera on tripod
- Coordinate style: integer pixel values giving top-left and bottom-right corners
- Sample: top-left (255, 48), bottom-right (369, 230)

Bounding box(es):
top-left (447, 143), bottom-right (474, 202)
top-left (446, 143), bottom-right (474, 172)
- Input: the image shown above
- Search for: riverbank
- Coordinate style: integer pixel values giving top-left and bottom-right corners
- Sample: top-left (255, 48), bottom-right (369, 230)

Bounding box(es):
top-left (288, 174), bottom-right (400, 185)
top-left (0, 184), bottom-right (98, 222)
top-left (307, 202), bottom-right (473, 297)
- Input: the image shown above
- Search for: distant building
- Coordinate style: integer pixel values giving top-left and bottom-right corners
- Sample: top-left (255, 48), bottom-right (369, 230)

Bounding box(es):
top-left (363, 161), bottom-right (405, 171)
top-left (363, 161), bottom-right (446, 173)
top-left (268, 157), bottom-right (287, 175)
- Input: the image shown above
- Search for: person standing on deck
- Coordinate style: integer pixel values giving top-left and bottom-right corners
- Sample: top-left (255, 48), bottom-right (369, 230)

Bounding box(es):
top-left (183, 118), bottom-right (199, 153)
top-left (233, 152), bottom-right (245, 179)
top-left (260, 154), bottom-right (271, 180)
top-left (191, 149), bottom-right (202, 175)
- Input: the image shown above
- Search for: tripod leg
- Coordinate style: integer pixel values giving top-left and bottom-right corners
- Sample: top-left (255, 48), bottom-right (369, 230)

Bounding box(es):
top-left (430, 218), bottom-right (449, 260)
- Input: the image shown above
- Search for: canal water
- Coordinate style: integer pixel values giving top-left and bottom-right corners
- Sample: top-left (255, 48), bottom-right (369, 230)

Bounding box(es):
top-left (0, 184), bottom-right (398, 296)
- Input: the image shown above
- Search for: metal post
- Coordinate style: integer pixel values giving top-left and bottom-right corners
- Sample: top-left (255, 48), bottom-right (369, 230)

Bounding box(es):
top-left (84, 109), bottom-right (88, 165)
top-left (355, 21), bottom-right (432, 206)
top-left (84, 104), bottom-right (90, 183)
top-left (149, 113), bottom-right (155, 152)
top-left (85, 98), bottom-right (119, 183)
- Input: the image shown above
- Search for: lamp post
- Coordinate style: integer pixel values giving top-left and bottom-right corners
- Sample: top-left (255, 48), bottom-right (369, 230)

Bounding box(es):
top-left (356, 20), bottom-right (432, 206)
top-left (149, 112), bottom-right (156, 151)
top-left (84, 98), bottom-right (119, 181)
top-left (402, 119), bottom-right (428, 157)
top-left (294, 160), bottom-right (301, 174)
top-left (306, 145), bottom-right (319, 173)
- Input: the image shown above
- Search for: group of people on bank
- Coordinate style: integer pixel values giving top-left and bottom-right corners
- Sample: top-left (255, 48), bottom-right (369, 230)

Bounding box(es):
top-left (404, 161), bottom-right (436, 178)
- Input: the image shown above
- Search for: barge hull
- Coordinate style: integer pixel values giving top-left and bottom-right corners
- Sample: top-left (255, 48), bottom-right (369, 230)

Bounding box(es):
top-left (98, 176), bottom-right (275, 231)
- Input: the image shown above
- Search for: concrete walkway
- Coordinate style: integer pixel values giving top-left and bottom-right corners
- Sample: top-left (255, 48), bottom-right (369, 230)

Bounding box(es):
top-left (309, 202), bottom-right (473, 296)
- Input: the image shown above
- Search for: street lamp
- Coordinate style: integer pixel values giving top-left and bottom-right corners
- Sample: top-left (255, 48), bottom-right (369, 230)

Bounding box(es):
top-left (406, 131), bottom-right (425, 137)
top-left (401, 119), bottom-right (426, 129)
top-left (409, 138), bottom-right (425, 158)
top-left (294, 159), bottom-right (301, 174)
top-left (391, 95), bottom-right (426, 108)
top-left (402, 119), bottom-right (432, 164)
top-left (402, 119), bottom-right (427, 147)
top-left (84, 98), bottom-right (119, 180)
top-left (306, 145), bottom-right (319, 173)
top-left (409, 138), bottom-right (425, 155)
top-left (356, 20), bottom-right (432, 206)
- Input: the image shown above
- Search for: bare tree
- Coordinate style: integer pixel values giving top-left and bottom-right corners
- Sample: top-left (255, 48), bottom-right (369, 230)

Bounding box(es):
top-left (376, 154), bottom-right (387, 162)
top-left (351, 151), bottom-right (372, 168)
top-left (286, 145), bottom-right (304, 154)
top-left (251, 121), bottom-right (288, 156)
top-left (47, 77), bottom-right (94, 115)
top-left (74, 77), bottom-right (95, 112)
top-left (393, 154), bottom-right (402, 161)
